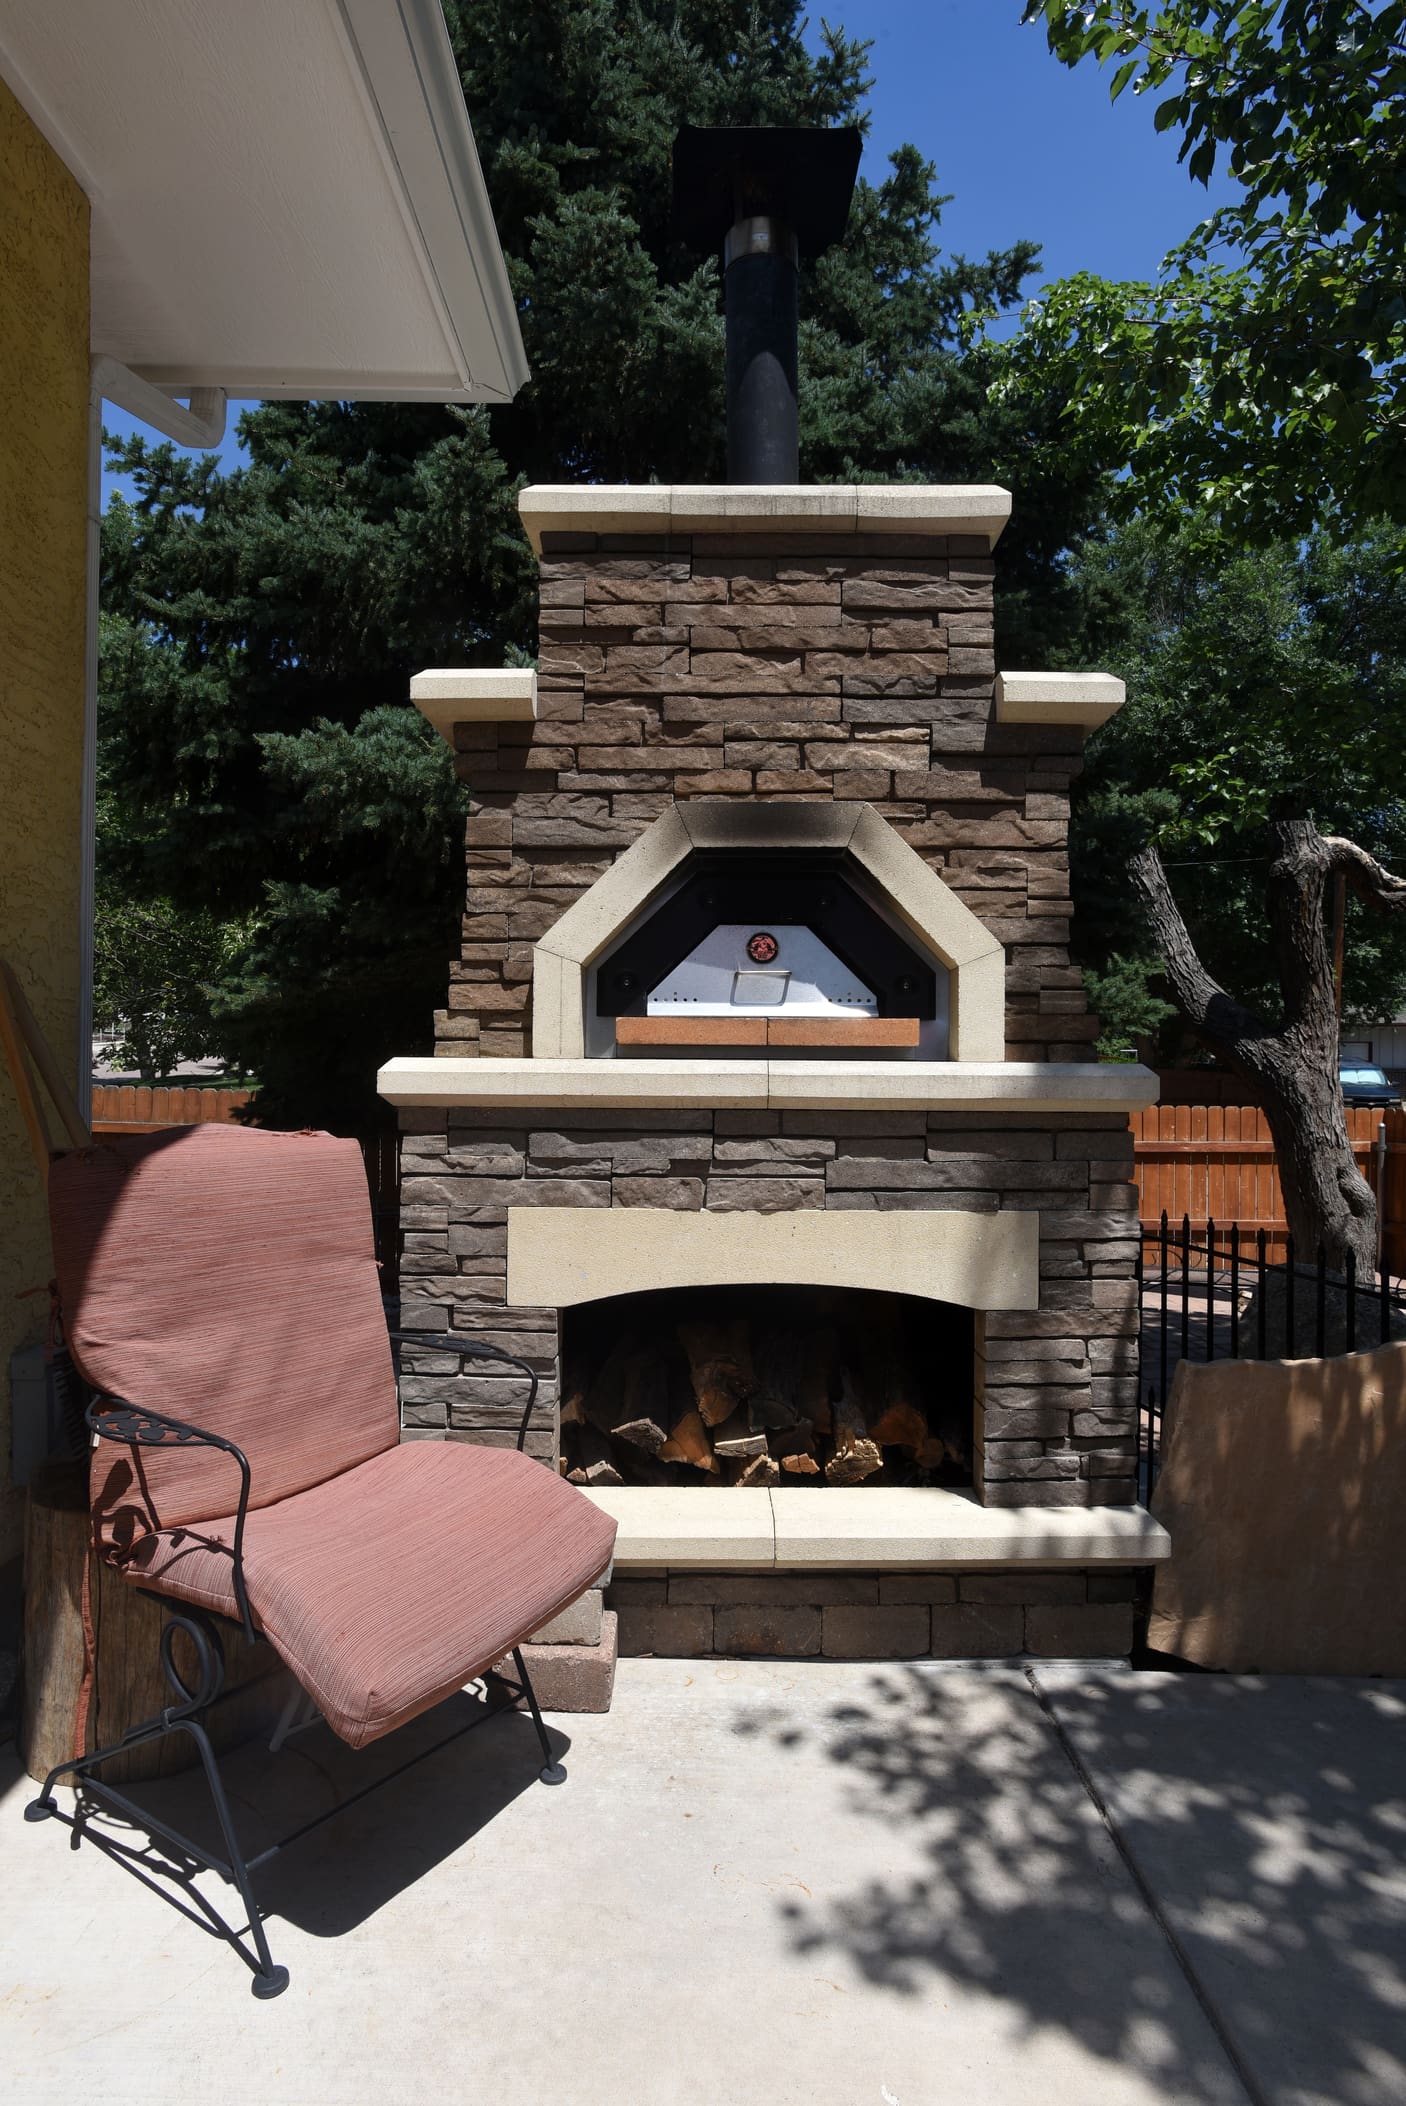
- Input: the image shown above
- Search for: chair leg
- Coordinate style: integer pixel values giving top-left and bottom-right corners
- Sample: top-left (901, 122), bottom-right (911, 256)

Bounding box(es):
top-left (510, 1646), bottom-right (566, 1785)
top-left (25, 1608), bottom-right (290, 2000)
top-left (176, 1716), bottom-right (290, 1999)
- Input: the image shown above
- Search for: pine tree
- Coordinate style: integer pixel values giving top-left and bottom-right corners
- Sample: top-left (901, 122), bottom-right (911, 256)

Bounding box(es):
top-left (100, 1), bottom-right (1108, 1126)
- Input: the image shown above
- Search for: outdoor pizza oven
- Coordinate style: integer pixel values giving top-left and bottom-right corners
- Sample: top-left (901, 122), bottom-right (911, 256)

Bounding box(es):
top-left (376, 122), bottom-right (1157, 1671)
top-left (382, 543), bottom-right (1143, 1516)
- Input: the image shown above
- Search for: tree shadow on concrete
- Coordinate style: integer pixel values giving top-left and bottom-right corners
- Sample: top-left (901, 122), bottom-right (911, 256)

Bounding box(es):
top-left (1037, 1671), bottom-right (1406, 2106)
top-left (735, 1666), bottom-right (1406, 2106)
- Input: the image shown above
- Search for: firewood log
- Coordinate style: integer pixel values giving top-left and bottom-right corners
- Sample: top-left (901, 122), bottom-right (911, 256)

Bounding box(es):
top-left (770, 1419), bottom-right (816, 1461)
top-left (710, 1409), bottom-right (768, 1459)
top-left (844, 1301), bottom-right (929, 1457)
top-left (612, 1343), bottom-right (671, 1455)
top-left (585, 1329), bottom-right (670, 1451)
top-left (559, 1382), bottom-right (587, 1428)
top-left (825, 1370), bottom-right (883, 1485)
top-left (582, 1329), bottom-right (644, 1437)
top-left (732, 1450), bottom-right (780, 1487)
top-left (796, 1325), bottom-right (836, 1436)
top-left (614, 1450), bottom-right (675, 1485)
top-left (748, 1326), bottom-right (803, 1432)
top-left (659, 1407), bottom-right (720, 1473)
top-left (780, 1452), bottom-right (821, 1476)
top-left (566, 1424), bottom-right (623, 1487)
top-left (678, 1318), bottom-right (756, 1427)
top-left (865, 1399), bottom-right (929, 1455)
top-left (915, 1436), bottom-right (948, 1472)
top-left (655, 1335), bottom-right (720, 1471)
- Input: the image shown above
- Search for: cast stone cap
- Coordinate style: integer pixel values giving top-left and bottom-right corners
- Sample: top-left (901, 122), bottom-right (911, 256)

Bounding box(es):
top-left (517, 483), bottom-right (1012, 553)
top-left (410, 668), bottom-right (537, 741)
top-left (995, 671), bottom-right (1125, 731)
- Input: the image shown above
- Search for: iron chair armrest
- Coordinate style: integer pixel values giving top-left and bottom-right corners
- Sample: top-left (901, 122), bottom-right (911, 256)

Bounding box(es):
top-left (86, 1396), bottom-right (257, 1644)
top-left (386, 1331), bottom-right (541, 1453)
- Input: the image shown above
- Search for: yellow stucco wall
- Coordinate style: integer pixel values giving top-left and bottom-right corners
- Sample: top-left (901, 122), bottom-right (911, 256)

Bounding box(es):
top-left (0, 79), bottom-right (89, 1567)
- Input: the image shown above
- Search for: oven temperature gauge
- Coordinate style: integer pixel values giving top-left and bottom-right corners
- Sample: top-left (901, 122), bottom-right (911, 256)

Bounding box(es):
top-left (745, 931), bottom-right (780, 965)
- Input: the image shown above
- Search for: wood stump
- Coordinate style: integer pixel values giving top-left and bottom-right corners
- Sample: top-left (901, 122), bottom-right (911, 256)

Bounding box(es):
top-left (21, 1462), bottom-right (291, 1787)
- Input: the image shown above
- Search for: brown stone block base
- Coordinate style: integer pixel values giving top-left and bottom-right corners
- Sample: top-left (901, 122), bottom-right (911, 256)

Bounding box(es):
top-left (498, 1610), bottom-right (619, 1713)
top-left (608, 1571), bottom-right (1138, 1662)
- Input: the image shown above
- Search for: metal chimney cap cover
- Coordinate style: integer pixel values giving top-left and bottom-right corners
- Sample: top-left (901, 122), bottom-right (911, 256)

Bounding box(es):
top-left (670, 124), bottom-right (862, 256)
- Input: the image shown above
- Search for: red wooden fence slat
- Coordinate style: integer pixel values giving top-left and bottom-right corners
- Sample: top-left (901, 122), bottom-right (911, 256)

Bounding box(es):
top-left (1133, 1101), bottom-right (1406, 1274)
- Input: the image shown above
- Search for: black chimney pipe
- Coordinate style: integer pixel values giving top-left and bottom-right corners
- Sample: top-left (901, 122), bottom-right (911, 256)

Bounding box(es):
top-left (671, 127), bottom-right (862, 484)
top-left (724, 215), bottom-right (800, 484)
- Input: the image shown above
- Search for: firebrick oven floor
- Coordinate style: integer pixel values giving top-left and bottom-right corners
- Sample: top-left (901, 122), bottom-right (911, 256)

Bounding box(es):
top-left (5, 1665), bottom-right (1401, 2105)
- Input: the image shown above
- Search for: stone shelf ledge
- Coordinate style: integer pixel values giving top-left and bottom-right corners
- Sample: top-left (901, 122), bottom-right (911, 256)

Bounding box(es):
top-left (378, 1055), bottom-right (1160, 1114)
top-left (579, 1485), bottom-right (1170, 1571)
top-left (410, 667), bottom-right (537, 740)
top-left (517, 482), bottom-right (1013, 553)
top-left (995, 670), bottom-right (1125, 731)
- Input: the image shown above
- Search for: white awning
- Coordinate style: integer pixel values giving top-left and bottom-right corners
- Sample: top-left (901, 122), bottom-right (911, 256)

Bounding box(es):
top-left (0, 0), bottom-right (527, 404)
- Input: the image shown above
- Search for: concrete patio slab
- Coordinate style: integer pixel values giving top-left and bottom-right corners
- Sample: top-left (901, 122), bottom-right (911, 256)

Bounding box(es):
top-left (1, 1662), bottom-right (1397, 2105)
top-left (1035, 1669), bottom-right (1406, 2106)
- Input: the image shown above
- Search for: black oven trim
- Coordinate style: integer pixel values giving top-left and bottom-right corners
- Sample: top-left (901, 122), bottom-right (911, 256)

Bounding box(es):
top-left (594, 850), bottom-right (939, 1018)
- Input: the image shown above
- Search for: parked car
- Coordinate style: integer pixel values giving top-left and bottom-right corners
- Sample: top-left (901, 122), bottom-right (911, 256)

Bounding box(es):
top-left (1339, 1061), bottom-right (1401, 1109)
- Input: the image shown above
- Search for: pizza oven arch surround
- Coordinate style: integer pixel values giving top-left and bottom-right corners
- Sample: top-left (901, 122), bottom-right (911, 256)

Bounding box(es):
top-left (529, 799), bottom-right (1005, 1062)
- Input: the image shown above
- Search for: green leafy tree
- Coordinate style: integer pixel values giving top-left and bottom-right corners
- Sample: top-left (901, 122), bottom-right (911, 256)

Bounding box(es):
top-left (92, 885), bottom-right (242, 1083)
top-left (1082, 953), bottom-right (1178, 1061)
top-left (1068, 516), bottom-right (1406, 1263)
top-left (1012, 2), bottom-right (1406, 535)
top-left (101, 0), bottom-right (1110, 1127)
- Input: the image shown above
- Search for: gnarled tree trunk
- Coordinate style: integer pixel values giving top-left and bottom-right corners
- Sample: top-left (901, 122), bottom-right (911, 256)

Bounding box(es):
top-left (1130, 815), bottom-right (1399, 1274)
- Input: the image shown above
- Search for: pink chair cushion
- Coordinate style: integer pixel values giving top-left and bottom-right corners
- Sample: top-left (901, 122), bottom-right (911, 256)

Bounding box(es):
top-left (119, 1442), bottom-right (618, 1747)
top-left (48, 1126), bottom-right (398, 1553)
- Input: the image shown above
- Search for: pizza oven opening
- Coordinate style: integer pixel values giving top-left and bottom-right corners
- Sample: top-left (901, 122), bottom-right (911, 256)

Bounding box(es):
top-left (588, 851), bottom-right (950, 1059)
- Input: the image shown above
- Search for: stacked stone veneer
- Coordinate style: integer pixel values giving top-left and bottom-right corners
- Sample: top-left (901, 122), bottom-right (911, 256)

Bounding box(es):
top-left (399, 1104), bottom-right (1140, 1506)
top-left (436, 525), bottom-right (1093, 1063)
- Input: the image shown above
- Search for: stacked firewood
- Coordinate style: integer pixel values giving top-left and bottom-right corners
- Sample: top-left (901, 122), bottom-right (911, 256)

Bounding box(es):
top-left (560, 1295), bottom-right (958, 1488)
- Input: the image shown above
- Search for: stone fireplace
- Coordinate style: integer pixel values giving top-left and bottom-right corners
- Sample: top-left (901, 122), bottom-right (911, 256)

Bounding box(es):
top-left (378, 481), bottom-right (1168, 1675)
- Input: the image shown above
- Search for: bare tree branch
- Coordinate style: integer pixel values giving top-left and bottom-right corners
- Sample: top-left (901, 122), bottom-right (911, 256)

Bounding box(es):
top-left (1125, 820), bottom-right (1388, 1271)
top-left (1323, 834), bottom-right (1406, 909)
top-left (1129, 843), bottom-right (1275, 1072)
top-left (1266, 817), bottom-right (1338, 1039)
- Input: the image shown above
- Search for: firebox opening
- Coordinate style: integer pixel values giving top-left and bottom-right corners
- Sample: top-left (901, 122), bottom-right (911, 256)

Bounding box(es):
top-left (559, 1284), bottom-right (973, 1490)
top-left (588, 850), bottom-right (950, 1059)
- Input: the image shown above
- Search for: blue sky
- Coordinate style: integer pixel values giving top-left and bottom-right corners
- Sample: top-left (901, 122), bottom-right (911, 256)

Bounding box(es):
top-left (841, 2), bottom-right (1233, 290)
top-left (101, 2), bottom-right (1232, 504)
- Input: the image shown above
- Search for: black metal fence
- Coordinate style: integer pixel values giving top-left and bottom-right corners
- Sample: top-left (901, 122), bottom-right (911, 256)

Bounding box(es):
top-left (1136, 1212), bottom-right (1406, 1499)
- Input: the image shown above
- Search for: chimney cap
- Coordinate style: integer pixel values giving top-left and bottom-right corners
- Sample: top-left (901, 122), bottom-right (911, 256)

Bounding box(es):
top-left (671, 124), bottom-right (862, 255)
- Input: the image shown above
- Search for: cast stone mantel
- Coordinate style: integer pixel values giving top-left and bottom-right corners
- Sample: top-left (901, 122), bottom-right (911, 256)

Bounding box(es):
top-left (378, 1056), bottom-right (1160, 1114)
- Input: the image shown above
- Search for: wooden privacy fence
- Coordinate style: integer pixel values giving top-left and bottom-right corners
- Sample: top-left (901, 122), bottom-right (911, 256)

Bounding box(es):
top-left (90, 1083), bottom-right (254, 1131)
top-left (1133, 1103), bottom-right (1406, 1273)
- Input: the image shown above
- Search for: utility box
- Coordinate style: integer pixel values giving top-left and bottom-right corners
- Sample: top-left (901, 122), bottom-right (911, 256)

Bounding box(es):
top-left (8, 1345), bottom-right (84, 1487)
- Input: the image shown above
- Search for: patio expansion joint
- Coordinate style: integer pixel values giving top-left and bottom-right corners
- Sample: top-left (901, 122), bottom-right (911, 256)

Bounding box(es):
top-left (1027, 1668), bottom-right (1266, 2106)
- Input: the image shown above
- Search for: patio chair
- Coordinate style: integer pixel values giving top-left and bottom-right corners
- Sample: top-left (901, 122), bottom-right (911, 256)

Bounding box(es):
top-left (23, 1121), bottom-right (617, 1998)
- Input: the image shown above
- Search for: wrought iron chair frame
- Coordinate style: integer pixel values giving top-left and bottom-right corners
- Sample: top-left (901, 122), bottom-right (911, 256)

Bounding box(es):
top-left (25, 1332), bottom-right (568, 2000)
